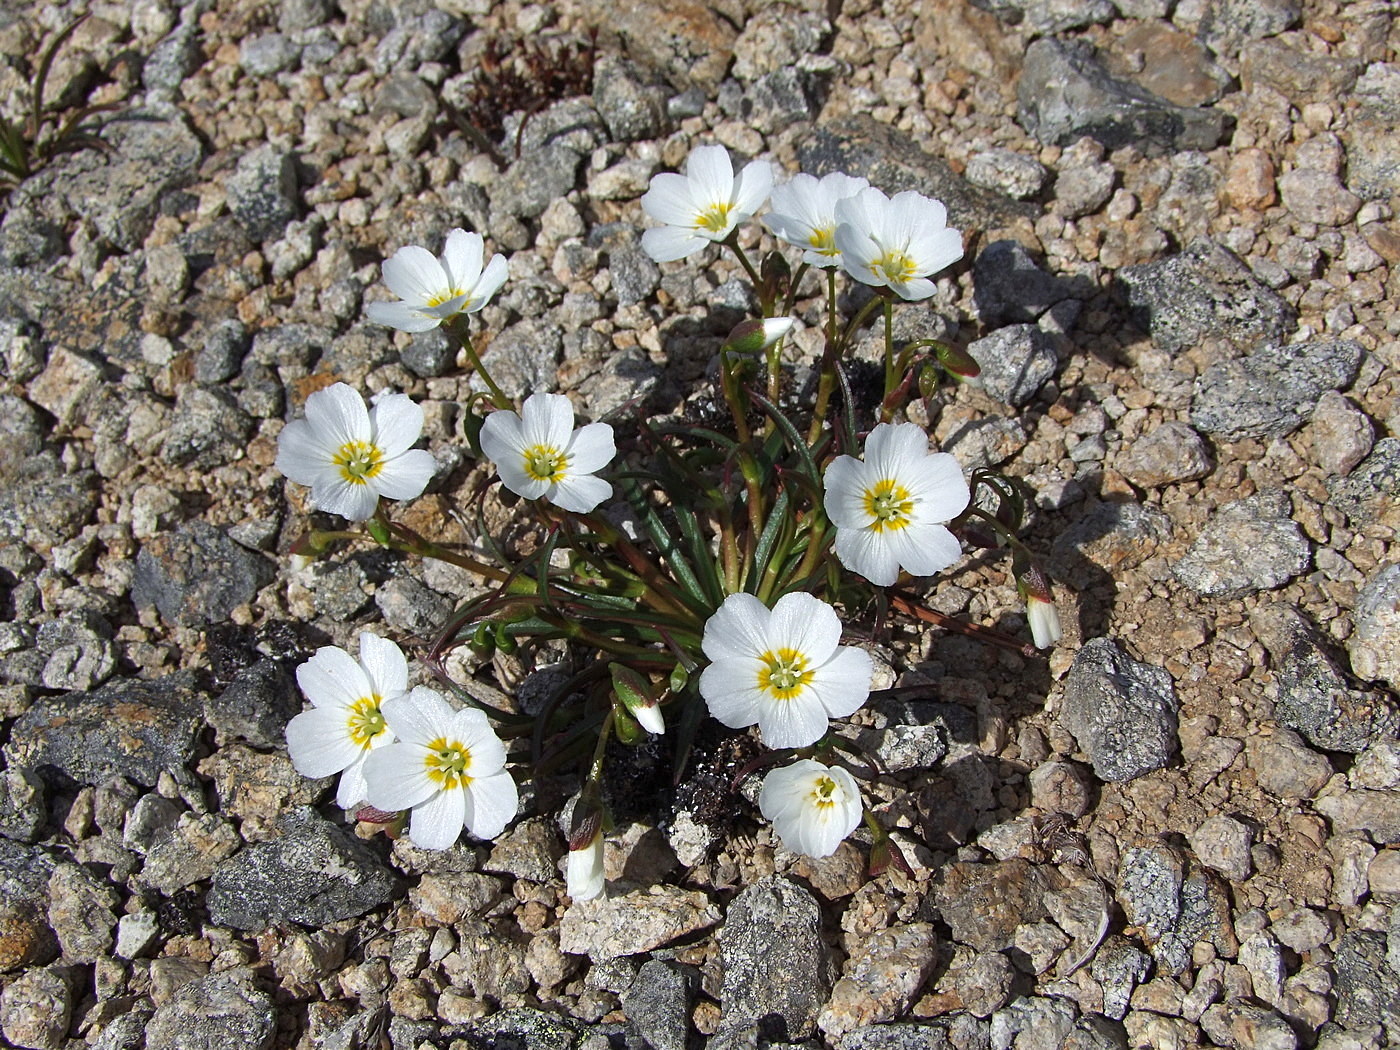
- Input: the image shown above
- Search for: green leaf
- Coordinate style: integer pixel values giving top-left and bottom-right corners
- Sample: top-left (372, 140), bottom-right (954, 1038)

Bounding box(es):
top-left (748, 390), bottom-right (820, 485)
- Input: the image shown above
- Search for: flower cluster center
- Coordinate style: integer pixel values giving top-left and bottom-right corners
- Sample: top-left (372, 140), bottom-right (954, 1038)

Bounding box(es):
top-left (346, 695), bottom-right (387, 747)
top-left (808, 225), bottom-right (838, 255)
top-left (757, 647), bottom-right (815, 700)
top-left (424, 736), bottom-right (473, 789)
top-left (522, 444), bottom-right (570, 483)
top-left (872, 248), bottom-right (918, 283)
top-left (425, 287), bottom-right (467, 308)
top-left (863, 479), bottom-right (915, 532)
top-left (695, 201), bottom-right (735, 233)
top-left (809, 774), bottom-right (840, 808)
top-left (334, 440), bottom-right (386, 484)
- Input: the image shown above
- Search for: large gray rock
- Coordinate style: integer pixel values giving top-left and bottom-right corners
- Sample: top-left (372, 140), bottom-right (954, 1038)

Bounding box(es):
top-left (1334, 930), bottom-right (1400, 1031)
top-left (972, 0), bottom-right (1115, 34)
top-left (968, 325), bottom-right (1058, 406)
top-left (1329, 438), bottom-right (1400, 527)
top-left (1190, 340), bottom-right (1363, 441)
top-left (1118, 239), bottom-right (1296, 354)
top-left (133, 520), bottom-right (274, 628)
top-left (1250, 605), bottom-right (1400, 754)
top-left (4, 672), bottom-right (204, 788)
top-left (1061, 638), bottom-right (1179, 782)
top-left (717, 876), bottom-right (834, 1039)
top-left (623, 959), bottom-right (692, 1050)
top-left (1350, 564), bottom-right (1400, 688)
top-left (207, 808), bottom-right (397, 929)
top-left (973, 240), bottom-right (1087, 326)
top-left (1117, 841), bottom-right (1232, 974)
top-left (144, 969), bottom-right (276, 1050)
top-left (1017, 39), bottom-right (1230, 155)
top-left (1172, 492), bottom-right (1311, 598)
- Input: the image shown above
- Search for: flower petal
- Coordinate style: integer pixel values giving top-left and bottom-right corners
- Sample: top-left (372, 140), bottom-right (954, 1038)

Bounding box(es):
top-left (363, 742), bottom-right (438, 811)
top-left (698, 658), bottom-right (767, 729)
top-left (521, 393), bottom-right (574, 451)
top-left (905, 452), bottom-right (970, 521)
top-left (440, 229), bottom-right (484, 288)
top-left (889, 276), bottom-right (936, 301)
top-left (809, 646), bottom-right (873, 719)
top-left (822, 455), bottom-right (875, 529)
top-left (276, 419), bottom-right (332, 486)
top-left (370, 393), bottom-right (425, 458)
top-left (548, 474), bottom-right (612, 514)
top-left (313, 475), bottom-right (381, 522)
top-left (336, 752), bottom-right (373, 809)
top-left (381, 687), bottom-right (455, 746)
top-left (756, 692), bottom-right (829, 749)
top-left (297, 645), bottom-right (374, 709)
top-left (358, 633), bottom-right (408, 699)
top-left (700, 592), bottom-right (771, 662)
top-left (464, 770), bottom-right (518, 840)
top-left (685, 145), bottom-right (734, 209)
top-left (566, 832), bottom-right (605, 900)
top-left (641, 225), bottom-right (707, 262)
top-left (641, 172), bottom-right (701, 226)
top-left (566, 422), bottom-right (616, 475)
top-left (731, 158), bottom-right (773, 217)
top-left (365, 300), bottom-right (442, 332)
top-left (375, 449), bottom-right (437, 501)
top-left (834, 525), bottom-right (901, 586)
top-left (883, 522), bottom-right (962, 578)
top-left (304, 384), bottom-right (371, 450)
top-left (286, 706), bottom-right (362, 778)
top-left (767, 592), bottom-right (841, 663)
top-left (382, 245), bottom-right (447, 305)
top-left (410, 786), bottom-right (466, 850)
top-left (451, 708), bottom-right (507, 776)
top-left (468, 253), bottom-right (509, 311)
top-left (479, 409), bottom-right (525, 465)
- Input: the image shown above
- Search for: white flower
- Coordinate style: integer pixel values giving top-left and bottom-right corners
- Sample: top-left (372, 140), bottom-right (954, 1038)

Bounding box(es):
top-left (698, 592), bottom-right (872, 749)
top-left (286, 632), bottom-right (408, 810)
top-left (366, 228), bottom-right (508, 332)
top-left (566, 827), bottom-right (605, 901)
top-left (363, 686), bottom-right (518, 849)
top-left (275, 383), bottom-right (437, 522)
top-left (640, 144), bottom-right (773, 262)
top-left (1027, 594), bottom-right (1063, 649)
top-left (823, 422), bottom-right (970, 587)
top-left (480, 393), bottom-right (615, 514)
top-left (759, 759), bottom-right (863, 858)
top-left (765, 172), bottom-right (870, 268)
top-left (834, 187), bottom-right (964, 301)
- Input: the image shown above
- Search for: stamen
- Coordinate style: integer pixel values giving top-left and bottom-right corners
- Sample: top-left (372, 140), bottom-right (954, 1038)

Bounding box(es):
top-left (695, 201), bottom-right (735, 234)
top-left (346, 695), bottom-right (387, 748)
top-left (863, 479), bottom-right (915, 532)
top-left (523, 444), bottom-right (569, 483)
top-left (756, 647), bottom-right (816, 700)
top-left (334, 440), bottom-right (386, 485)
top-left (423, 736), bottom-right (474, 789)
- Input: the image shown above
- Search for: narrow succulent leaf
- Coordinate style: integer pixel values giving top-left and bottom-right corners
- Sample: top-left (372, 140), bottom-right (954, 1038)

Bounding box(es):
top-left (617, 476), bottom-right (708, 610)
top-left (834, 362), bottom-right (859, 456)
top-left (748, 487), bottom-right (791, 591)
top-left (748, 390), bottom-right (820, 485)
top-left (672, 502), bottom-right (724, 606)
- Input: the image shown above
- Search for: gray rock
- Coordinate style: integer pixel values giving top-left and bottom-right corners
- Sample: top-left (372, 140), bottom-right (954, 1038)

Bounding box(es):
top-left (482, 316), bottom-right (565, 399)
top-left (973, 0), bottom-right (1115, 34)
top-left (1118, 421), bottom-right (1214, 487)
top-left (5, 672), bottom-right (204, 788)
top-left (968, 325), bottom-right (1058, 406)
top-left (115, 910), bottom-right (160, 960)
top-left (799, 117), bottom-right (1036, 234)
top-left (973, 240), bottom-right (1084, 326)
top-left (138, 811), bottom-right (241, 895)
top-left (1349, 564), bottom-right (1400, 688)
top-left (143, 23), bottom-right (203, 96)
top-left (1309, 390), bottom-right (1375, 476)
top-left (35, 610), bottom-right (116, 692)
top-left (160, 385), bottom-right (255, 468)
top-left (279, 0), bottom-right (333, 31)
top-left (1316, 791), bottom-right (1400, 844)
top-left (469, 1009), bottom-right (585, 1049)
top-left (133, 520), bottom-right (274, 627)
top-left (717, 876), bottom-right (833, 1039)
top-left (1118, 239), bottom-right (1296, 354)
top-left (483, 817), bottom-right (565, 883)
top-left (371, 9), bottom-right (465, 74)
top-left (746, 68), bottom-right (817, 134)
top-left (1278, 167), bottom-right (1362, 227)
top-left (938, 950), bottom-right (1015, 1018)
top-left (840, 696), bottom-right (954, 773)
top-left (207, 808), bottom-right (397, 929)
top-left (1054, 161), bottom-right (1116, 219)
top-left (0, 460), bottom-right (98, 555)
top-left (1199, 0), bottom-right (1301, 62)
top-left (193, 319), bottom-right (251, 384)
top-left (989, 996), bottom-right (1078, 1050)
top-left (1049, 500), bottom-right (1173, 590)
top-left (1239, 930), bottom-right (1287, 1007)
top-left (205, 659), bottom-right (300, 750)
top-left (56, 110), bottom-right (201, 254)
top-left (400, 327), bottom-right (455, 379)
top-left (1017, 38), bottom-right (1229, 155)
top-left (965, 149), bottom-right (1047, 200)
top-left (492, 144), bottom-right (584, 223)
top-left (936, 860), bottom-right (1048, 952)
top-left (1188, 814), bottom-right (1255, 881)
top-left (1117, 842), bottom-right (1231, 974)
top-left (593, 55), bottom-right (669, 142)
top-left (374, 576), bottom-right (453, 638)
top-left (48, 860), bottom-right (118, 963)
top-left (226, 147), bottom-right (299, 241)
top-left (1191, 339), bottom-right (1363, 441)
top-left (623, 959), bottom-right (692, 1050)
top-left (0, 766), bottom-right (46, 842)
top-left (1201, 1000), bottom-right (1297, 1050)
top-left (144, 969), bottom-right (276, 1050)
top-left (1172, 492), bottom-right (1311, 598)
top-left (607, 241), bottom-right (661, 306)
top-left (1061, 638), bottom-right (1179, 782)
top-left (1091, 936), bottom-right (1152, 1020)
top-left (239, 33), bottom-right (300, 77)
top-left (90, 1009), bottom-right (151, 1050)
top-left (819, 923), bottom-right (941, 1038)
top-left (1250, 604), bottom-right (1400, 754)
top-left (0, 965), bottom-right (72, 1050)
top-left (838, 1024), bottom-right (956, 1049)
top-left (0, 839), bottom-right (57, 972)
top-left (1334, 930), bottom-right (1400, 1031)
top-left (1328, 438), bottom-right (1400, 526)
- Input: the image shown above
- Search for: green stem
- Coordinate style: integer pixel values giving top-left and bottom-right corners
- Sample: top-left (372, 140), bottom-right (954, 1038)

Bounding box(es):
top-left (449, 318), bottom-right (511, 409)
top-left (724, 231), bottom-right (765, 298)
top-left (807, 269), bottom-right (842, 445)
top-left (880, 299), bottom-right (896, 422)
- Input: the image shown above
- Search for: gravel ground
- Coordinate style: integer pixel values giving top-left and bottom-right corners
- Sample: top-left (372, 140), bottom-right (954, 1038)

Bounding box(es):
top-left (0, 0), bottom-right (1398, 1047)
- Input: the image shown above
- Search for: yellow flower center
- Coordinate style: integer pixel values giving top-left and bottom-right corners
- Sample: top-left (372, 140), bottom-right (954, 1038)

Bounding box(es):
top-left (871, 249), bottom-right (918, 284)
top-left (809, 774), bottom-right (840, 809)
top-left (807, 225), bottom-right (838, 255)
top-left (334, 440), bottom-right (386, 485)
top-left (695, 201), bottom-right (735, 233)
top-left (346, 695), bottom-right (387, 748)
top-left (523, 444), bottom-right (569, 482)
top-left (424, 736), bottom-right (473, 789)
top-left (424, 287), bottom-right (467, 308)
top-left (863, 478), bottom-right (914, 532)
top-left (756, 647), bottom-right (815, 700)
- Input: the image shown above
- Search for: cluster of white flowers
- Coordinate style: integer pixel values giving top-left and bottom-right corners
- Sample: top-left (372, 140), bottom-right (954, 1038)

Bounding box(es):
top-left (285, 633), bottom-right (518, 849)
top-left (641, 146), bottom-right (965, 302)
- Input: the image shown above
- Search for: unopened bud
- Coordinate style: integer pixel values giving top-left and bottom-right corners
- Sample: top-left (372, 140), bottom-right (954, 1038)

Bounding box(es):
top-left (934, 340), bottom-right (981, 383)
top-left (723, 316), bottom-right (795, 355)
top-left (1018, 567), bottom-right (1062, 649)
top-left (610, 663), bottom-right (666, 736)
